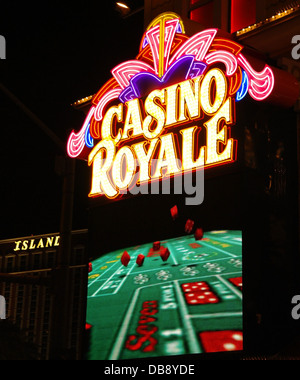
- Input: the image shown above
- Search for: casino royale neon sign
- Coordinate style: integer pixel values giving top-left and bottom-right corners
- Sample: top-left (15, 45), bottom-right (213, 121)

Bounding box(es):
top-left (67, 13), bottom-right (278, 200)
top-left (88, 69), bottom-right (235, 199)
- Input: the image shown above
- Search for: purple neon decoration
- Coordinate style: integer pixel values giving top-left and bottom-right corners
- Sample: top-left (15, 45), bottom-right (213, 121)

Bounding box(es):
top-left (189, 61), bottom-right (207, 79)
top-left (130, 55), bottom-right (196, 98)
top-left (119, 86), bottom-right (137, 103)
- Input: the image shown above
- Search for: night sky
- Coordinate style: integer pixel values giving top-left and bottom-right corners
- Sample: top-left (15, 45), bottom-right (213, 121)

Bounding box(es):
top-left (0, 1), bottom-right (144, 239)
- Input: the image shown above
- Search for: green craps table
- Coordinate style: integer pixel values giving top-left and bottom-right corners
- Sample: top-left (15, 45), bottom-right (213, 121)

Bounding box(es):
top-left (86, 230), bottom-right (243, 360)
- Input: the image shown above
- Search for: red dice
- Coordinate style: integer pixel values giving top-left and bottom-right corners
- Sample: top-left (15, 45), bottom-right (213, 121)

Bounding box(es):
top-left (195, 228), bottom-right (204, 241)
top-left (121, 251), bottom-right (131, 267)
top-left (153, 241), bottom-right (161, 251)
top-left (185, 219), bottom-right (194, 234)
top-left (136, 254), bottom-right (145, 267)
top-left (170, 205), bottom-right (179, 220)
top-left (160, 247), bottom-right (170, 262)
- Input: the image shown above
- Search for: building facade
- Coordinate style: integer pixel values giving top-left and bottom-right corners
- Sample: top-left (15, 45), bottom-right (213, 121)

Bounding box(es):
top-left (0, 230), bottom-right (88, 360)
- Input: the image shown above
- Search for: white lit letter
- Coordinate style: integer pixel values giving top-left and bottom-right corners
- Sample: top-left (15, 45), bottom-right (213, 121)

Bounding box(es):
top-left (88, 139), bottom-right (118, 198)
top-left (204, 97), bottom-right (235, 165)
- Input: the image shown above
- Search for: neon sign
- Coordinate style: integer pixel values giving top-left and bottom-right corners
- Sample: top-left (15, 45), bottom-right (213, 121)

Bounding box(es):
top-left (67, 12), bottom-right (277, 200)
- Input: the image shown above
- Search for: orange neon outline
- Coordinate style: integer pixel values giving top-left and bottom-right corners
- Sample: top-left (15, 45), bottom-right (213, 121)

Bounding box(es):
top-left (229, 67), bottom-right (243, 96)
top-left (90, 78), bottom-right (121, 139)
top-left (92, 78), bottom-right (120, 106)
top-left (209, 38), bottom-right (244, 56)
top-left (204, 50), bottom-right (238, 77)
top-left (169, 29), bottom-right (218, 67)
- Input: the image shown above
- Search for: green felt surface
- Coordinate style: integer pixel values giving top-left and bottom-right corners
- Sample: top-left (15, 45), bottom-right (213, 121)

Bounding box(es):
top-left (86, 230), bottom-right (243, 360)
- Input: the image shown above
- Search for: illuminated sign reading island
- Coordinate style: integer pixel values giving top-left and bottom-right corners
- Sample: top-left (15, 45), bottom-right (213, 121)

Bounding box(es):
top-left (67, 13), bottom-right (298, 200)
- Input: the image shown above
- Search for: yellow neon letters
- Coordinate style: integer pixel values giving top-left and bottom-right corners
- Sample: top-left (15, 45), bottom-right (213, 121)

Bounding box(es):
top-left (89, 68), bottom-right (236, 199)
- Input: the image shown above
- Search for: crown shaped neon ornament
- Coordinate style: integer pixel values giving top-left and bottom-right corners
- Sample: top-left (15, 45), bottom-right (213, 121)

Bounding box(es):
top-left (67, 12), bottom-right (299, 200)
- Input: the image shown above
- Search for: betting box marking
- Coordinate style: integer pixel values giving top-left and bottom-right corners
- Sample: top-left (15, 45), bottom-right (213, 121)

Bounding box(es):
top-left (88, 256), bottom-right (242, 299)
top-left (215, 275), bottom-right (242, 300)
top-left (87, 232), bottom-right (242, 360)
top-left (91, 255), bottom-right (138, 297)
top-left (107, 269), bottom-right (241, 360)
top-left (205, 235), bottom-right (242, 246)
top-left (88, 258), bottom-right (120, 288)
top-left (173, 280), bottom-right (202, 354)
top-left (200, 240), bottom-right (238, 258)
top-left (108, 283), bottom-right (153, 360)
top-left (188, 312), bottom-right (242, 320)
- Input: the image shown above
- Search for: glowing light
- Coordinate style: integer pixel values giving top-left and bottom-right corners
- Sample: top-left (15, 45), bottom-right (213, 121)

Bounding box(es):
top-left (94, 88), bottom-right (122, 121)
top-left (181, 126), bottom-right (205, 171)
top-left (200, 68), bottom-right (227, 115)
top-left (229, 67), bottom-right (243, 96)
top-left (88, 139), bottom-right (117, 199)
top-left (122, 99), bottom-right (144, 141)
top-left (237, 53), bottom-right (275, 101)
top-left (145, 12), bottom-right (185, 34)
top-left (152, 134), bottom-right (181, 179)
top-left (116, 2), bottom-right (129, 10)
top-left (132, 139), bottom-right (159, 183)
top-left (130, 55), bottom-right (195, 99)
top-left (112, 61), bottom-right (156, 90)
top-left (204, 98), bottom-right (235, 166)
top-left (84, 122), bottom-right (94, 148)
top-left (204, 51), bottom-right (238, 77)
top-left (236, 70), bottom-right (249, 102)
top-left (178, 76), bottom-right (201, 122)
top-left (210, 38), bottom-right (243, 55)
top-left (165, 83), bottom-right (179, 127)
top-left (67, 12), bottom-right (280, 201)
top-left (101, 103), bottom-right (123, 144)
top-left (67, 106), bottom-right (95, 158)
top-left (112, 146), bottom-right (136, 190)
top-left (235, 4), bottom-right (300, 36)
top-left (169, 29), bottom-right (217, 66)
top-left (143, 89), bottom-right (166, 139)
top-left (145, 18), bottom-right (180, 77)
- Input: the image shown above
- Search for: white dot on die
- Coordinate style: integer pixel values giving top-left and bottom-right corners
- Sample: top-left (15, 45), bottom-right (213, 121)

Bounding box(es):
top-left (232, 333), bottom-right (243, 341)
top-left (224, 343), bottom-right (236, 351)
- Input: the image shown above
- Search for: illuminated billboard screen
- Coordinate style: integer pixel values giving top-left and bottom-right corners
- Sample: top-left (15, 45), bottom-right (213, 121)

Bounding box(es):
top-left (86, 230), bottom-right (242, 360)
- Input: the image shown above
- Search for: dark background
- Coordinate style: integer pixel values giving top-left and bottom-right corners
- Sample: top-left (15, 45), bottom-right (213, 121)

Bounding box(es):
top-left (1, 1), bottom-right (300, 357)
top-left (0, 0), bottom-right (144, 239)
